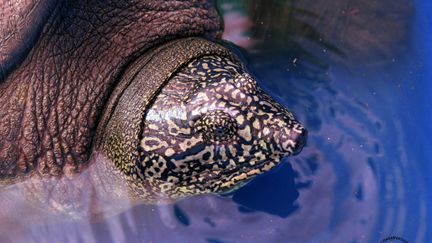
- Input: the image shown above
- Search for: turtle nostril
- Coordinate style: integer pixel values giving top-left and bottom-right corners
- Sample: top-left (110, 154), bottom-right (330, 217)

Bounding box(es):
top-left (292, 128), bottom-right (307, 155)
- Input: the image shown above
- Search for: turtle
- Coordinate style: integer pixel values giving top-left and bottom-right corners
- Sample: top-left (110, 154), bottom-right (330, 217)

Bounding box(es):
top-left (0, 1), bottom-right (306, 220)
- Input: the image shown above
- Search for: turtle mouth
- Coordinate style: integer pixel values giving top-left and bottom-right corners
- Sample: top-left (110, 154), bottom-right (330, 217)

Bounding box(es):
top-left (184, 153), bottom-right (284, 189)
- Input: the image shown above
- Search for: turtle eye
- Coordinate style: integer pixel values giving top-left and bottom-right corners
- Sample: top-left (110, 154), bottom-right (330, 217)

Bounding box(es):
top-left (195, 111), bottom-right (238, 142)
top-left (214, 127), bottom-right (226, 137)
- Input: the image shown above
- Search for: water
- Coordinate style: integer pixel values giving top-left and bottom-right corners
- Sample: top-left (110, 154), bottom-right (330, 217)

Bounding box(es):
top-left (215, 1), bottom-right (431, 241)
top-left (3, 0), bottom-right (432, 242)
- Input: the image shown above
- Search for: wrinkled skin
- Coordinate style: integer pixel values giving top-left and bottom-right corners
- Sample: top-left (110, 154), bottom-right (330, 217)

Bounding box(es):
top-left (0, 0), bottom-right (221, 222)
top-left (0, 0), bottom-right (306, 223)
top-left (0, 0), bottom-right (221, 180)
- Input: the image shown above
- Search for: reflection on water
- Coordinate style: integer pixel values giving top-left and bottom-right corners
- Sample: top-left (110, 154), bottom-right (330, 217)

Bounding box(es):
top-left (221, 0), bottom-right (413, 66)
top-left (1, 0), bottom-right (431, 242)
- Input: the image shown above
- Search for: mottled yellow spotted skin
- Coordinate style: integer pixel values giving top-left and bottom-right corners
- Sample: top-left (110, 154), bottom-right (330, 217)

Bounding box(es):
top-left (138, 55), bottom-right (306, 198)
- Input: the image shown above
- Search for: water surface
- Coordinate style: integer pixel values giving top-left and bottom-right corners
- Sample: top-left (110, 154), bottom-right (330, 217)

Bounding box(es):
top-left (3, 0), bottom-right (432, 242)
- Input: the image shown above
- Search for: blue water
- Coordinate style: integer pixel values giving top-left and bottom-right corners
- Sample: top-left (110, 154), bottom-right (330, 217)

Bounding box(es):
top-left (413, 0), bottom-right (432, 195)
top-left (5, 1), bottom-right (431, 242)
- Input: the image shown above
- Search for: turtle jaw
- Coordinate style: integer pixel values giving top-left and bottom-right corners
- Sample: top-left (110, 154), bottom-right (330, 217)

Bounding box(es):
top-left (213, 157), bottom-right (282, 193)
top-left (169, 122), bottom-right (308, 196)
top-left (177, 152), bottom-right (284, 195)
top-left (181, 124), bottom-right (308, 194)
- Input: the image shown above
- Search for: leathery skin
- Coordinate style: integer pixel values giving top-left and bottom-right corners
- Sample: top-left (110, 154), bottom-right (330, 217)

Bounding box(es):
top-left (0, 0), bottom-right (221, 182)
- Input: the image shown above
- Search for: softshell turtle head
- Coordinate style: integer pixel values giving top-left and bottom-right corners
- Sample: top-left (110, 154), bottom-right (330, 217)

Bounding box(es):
top-left (140, 55), bottom-right (307, 196)
top-left (97, 38), bottom-right (306, 203)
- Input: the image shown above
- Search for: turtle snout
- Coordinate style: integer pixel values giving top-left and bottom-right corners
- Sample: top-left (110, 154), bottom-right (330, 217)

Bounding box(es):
top-left (279, 124), bottom-right (308, 155)
top-left (291, 126), bottom-right (307, 155)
